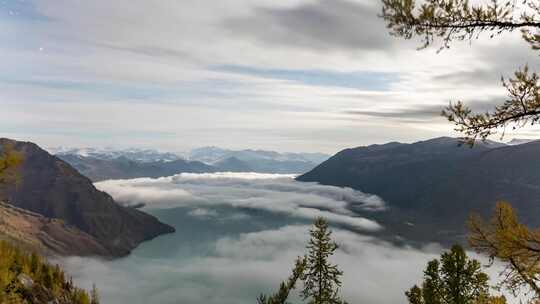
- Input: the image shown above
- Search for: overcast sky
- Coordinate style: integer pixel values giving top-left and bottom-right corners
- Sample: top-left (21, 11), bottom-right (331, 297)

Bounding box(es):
top-left (1, 0), bottom-right (538, 153)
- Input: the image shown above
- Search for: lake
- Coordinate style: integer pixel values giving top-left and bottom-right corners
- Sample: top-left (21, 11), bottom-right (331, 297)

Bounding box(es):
top-left (58, 172), bottom-right (502, 304)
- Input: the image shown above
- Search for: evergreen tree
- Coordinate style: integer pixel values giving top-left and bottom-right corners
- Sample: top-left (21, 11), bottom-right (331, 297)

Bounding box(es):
top-left (300, 217), bottom-right (346, 304)
top-left (406, 245), bottom-right (500, 304)
top-left (9, 256), bottom-right (22, 276)
top-left (405, 285), bottom-right (423, 304)
top-left (0, 144), bottom-right (22, 183)
top-left (29, 253), bottom-right (39, 275)
top-left (421, 260), bottom-right (443, 304)
top-left (41, 264), bottom-right (53, 289)
top-left (90, 283), bottom-right (100, 304)
top-left (381, 1), bottom-right (539, 299)
top-left (0, 240), bottom-right (97, 304)
top-left (257, 218), bottom-right (348, 304)
top-left (257, 256), bottom-right (307, 304)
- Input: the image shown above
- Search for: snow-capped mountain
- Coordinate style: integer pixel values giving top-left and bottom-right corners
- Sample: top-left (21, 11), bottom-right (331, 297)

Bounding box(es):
top-left (188, 146), bottom-right (329, 165)
top-left (51, 146), bottom-right (330, 180)
top-left (187, 147), bottom-right (329, 174)
top-left (47, 147), bottom-right (181, 163)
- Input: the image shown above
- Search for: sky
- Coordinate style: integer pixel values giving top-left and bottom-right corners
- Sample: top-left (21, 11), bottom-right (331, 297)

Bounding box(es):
top-left (1, 0), bottom-right (539, 153)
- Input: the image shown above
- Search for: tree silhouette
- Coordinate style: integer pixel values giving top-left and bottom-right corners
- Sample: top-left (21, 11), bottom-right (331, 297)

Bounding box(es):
top-left (300, 218), bottom-right (346, 304)
top-left (405, 245), bottom-right (504, 304)
top-left (381, 0), bottom-right (540, 145)
top-left (257, 218), bottom-right (347, 304)
top-left (469, 202), bottom-right (540, 299)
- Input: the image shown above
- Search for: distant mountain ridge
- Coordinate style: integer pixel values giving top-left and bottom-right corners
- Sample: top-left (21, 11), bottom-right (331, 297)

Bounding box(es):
top-left (49, 147), bottom-right (180, 163)
top-left (188, 146), bottom-right (329, 174)
top-left (54, 146), bottom-right (330, 181)
top-left (0, 138), bottom-right (175, 257)
top-left (188, 146), bottom-right (329, 164)
top-left (297, 137), bottom-right (540, 244)
top-left (506, 138), bottom-right (540, 145)
top-left (58, 154), bottom-right (214, 182)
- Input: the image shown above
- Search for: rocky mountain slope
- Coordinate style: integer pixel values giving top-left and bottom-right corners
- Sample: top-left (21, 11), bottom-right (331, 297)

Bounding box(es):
top-left (0, 202), bottom-right (108, 256)
top-left (0, 138), bottom-right (175, 257)
top-left (297, 137), bottom-right (540, 244)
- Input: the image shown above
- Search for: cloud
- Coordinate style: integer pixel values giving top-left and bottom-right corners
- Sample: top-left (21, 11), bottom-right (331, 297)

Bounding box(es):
top-left (345, 105), bottom-right (445, 121)
top-left (187, 208), bottom-right (219, 219)
top-left (59, 224), bottom-right (510, 304)
top-left (342, 96), bottom-right (510, 123)
top-left (223, 0), bottom-right (395, 52)
top-left (433, 68), bottom-right (501, 87)
top-left (95, 172), bottom-right (385, 231)
top-left (213, 65), bottom-right (399, 91)
top-left (3, 0), bottom-right (539, 152)
top-left (62, 173), bottom-right (515, 304)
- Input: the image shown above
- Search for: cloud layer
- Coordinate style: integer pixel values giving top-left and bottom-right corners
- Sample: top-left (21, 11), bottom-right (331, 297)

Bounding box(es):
top-left (2, 0), bottom-right (538, 152)
top-left (95, 172), bottom-right (386, 231)
top-left (55, 172), bottom-right (515, 304)
top-left (60, 223), bottom-right (510, 304)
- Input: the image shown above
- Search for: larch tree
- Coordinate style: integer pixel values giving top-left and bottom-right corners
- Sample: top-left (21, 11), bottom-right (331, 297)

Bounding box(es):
top-left (0, 144), bottom-right (22, 184)
top-left (469, 202), bottom-right (540, 300)
top-left (405, 245), bottom-right (505, 304)
top-left (257, 218), bottom-right (347, 304)
top-left (90, 284), bottom-right (100, 304)
top-left (381, 0), bottom-right (540, 300)
top-left (381, 0), bottom-right (540, 145)
top-left (257, 256), bottom-right (307, 304)
top-left (301, 218), bottom-right (346, 304)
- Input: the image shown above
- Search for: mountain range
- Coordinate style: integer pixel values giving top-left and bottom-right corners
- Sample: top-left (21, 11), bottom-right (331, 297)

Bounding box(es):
top-left (188, 146), bottom-right (329, 174)
top-left (506, 138), bottom-right (539, 145)
top-left (10, 136), bottom-right (540, 252)
top-left (48, 147), bottom-right (181, 163)
top-left (53, 146), bottom-right (330, 181)
top-left (298, 137), bottom-right (540, 244)
top-left (0, 138), bottom-right (175, 257)
top-left (188, 146), bottom-right (329, 164)
top-left (58, 154), bottom-right (214, 182)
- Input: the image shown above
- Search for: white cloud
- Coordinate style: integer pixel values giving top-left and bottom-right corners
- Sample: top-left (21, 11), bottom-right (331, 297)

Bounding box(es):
top-left (95, 172), bottom-right (385, 231)
top-left (58, 172), bottom-right (517, 303)
top-left (2, 0), bottom-right (538, 152)
top-left (187, 208), bottom-right (219, 219)
top-left (59, 224), bottom-right (512, 304)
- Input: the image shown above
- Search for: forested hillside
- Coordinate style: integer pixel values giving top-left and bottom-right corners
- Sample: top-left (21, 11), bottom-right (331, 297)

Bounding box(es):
top-left (0, 240), bottom-right (98, 304)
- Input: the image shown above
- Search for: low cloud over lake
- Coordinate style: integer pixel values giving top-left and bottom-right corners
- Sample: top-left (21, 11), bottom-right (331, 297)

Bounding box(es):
top-left (58, 172), bottom-right (507, 304)
top-left (95, 172), bottom-right (386, 231)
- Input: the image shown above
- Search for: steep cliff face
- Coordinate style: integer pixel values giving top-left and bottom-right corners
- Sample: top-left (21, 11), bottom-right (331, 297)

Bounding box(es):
top-left (0, 138), bottom-right (175, 257)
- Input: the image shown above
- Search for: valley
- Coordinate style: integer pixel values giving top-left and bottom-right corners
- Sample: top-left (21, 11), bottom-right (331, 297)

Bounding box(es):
top-left (4, 1), bottom-right (540, 302)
